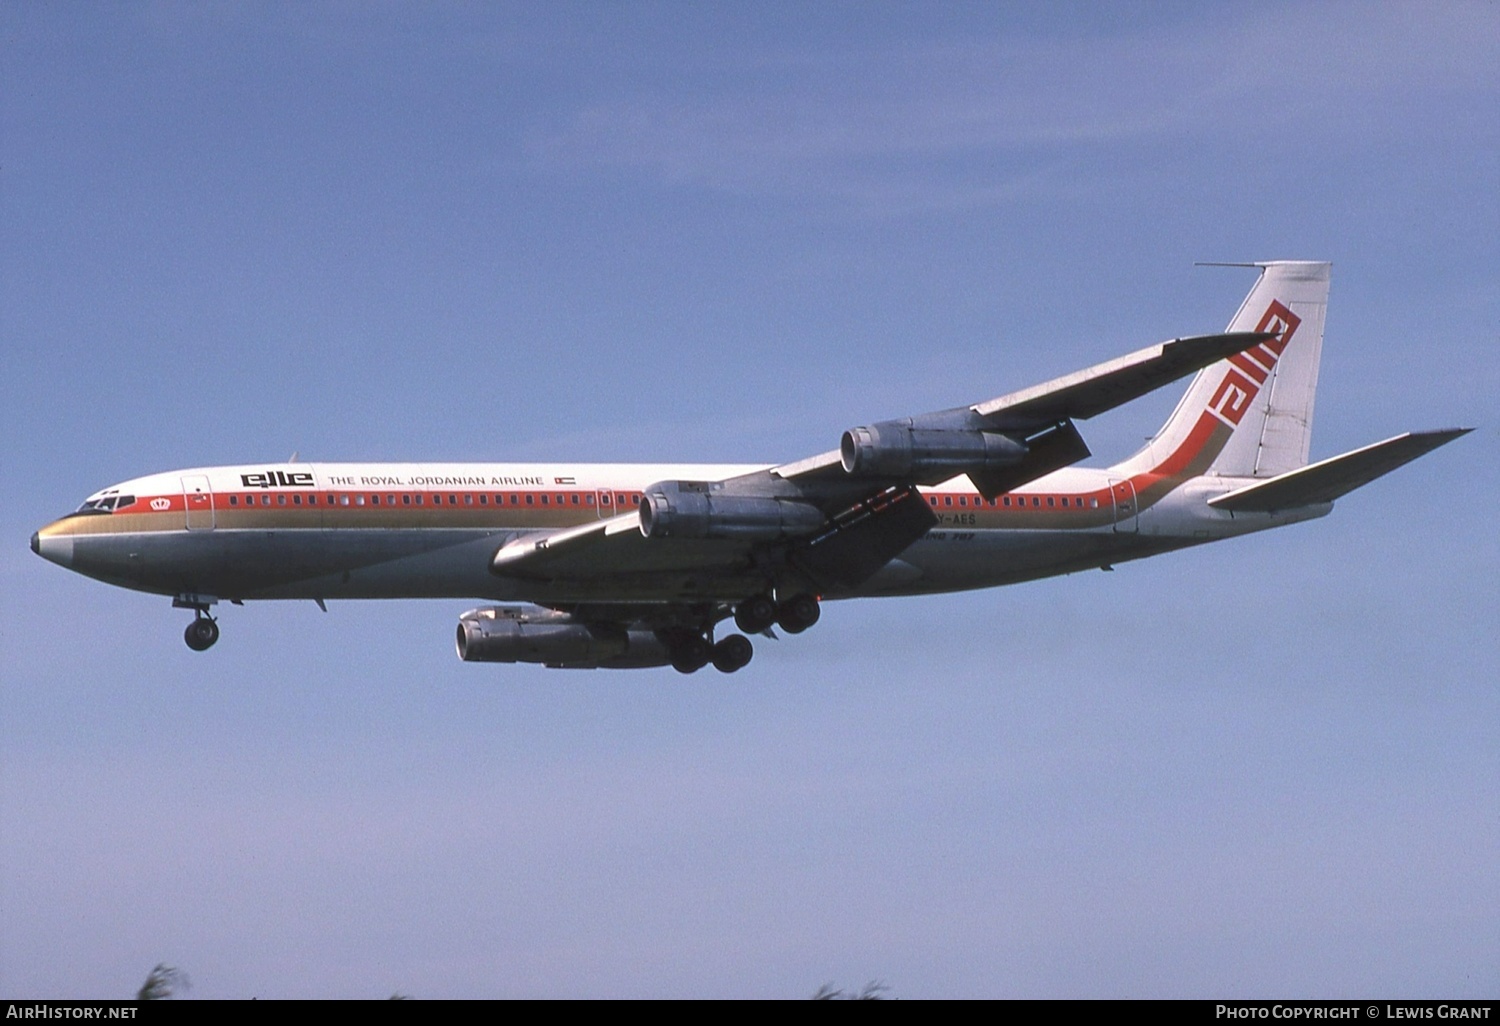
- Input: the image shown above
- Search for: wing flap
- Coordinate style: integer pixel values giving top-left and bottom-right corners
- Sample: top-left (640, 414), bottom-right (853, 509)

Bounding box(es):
top-left (1208, 429), bottom-right (1472, 513)
top-left (789, 485), bottom-right (938, 589)
top-left (491, 511), bottom-right (755, 581)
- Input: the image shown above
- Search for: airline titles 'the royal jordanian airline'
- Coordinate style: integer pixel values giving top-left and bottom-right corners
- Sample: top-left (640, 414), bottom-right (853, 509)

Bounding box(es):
top-left (32, 263), bottom-right (1469, 673)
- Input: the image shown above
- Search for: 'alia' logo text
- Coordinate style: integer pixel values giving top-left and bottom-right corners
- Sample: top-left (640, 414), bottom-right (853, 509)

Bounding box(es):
top-left (1206, 300), bottom-right (1303, 428)
top-left (241, 470), bottom-right (315, 489)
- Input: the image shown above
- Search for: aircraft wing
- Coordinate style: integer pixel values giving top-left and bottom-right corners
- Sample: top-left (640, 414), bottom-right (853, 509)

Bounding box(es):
top-left (1208, 429), bottom-right (1472, 513)
top-left (969, 332), bottom-right (1278, 426)
top-left (492, 331), bottom-right (1274, 594)
top-left (770, 331), bottom-right (1273, 499)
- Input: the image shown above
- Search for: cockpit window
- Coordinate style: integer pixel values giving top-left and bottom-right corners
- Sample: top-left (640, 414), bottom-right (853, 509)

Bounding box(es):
top-left (73, 494), bottom-right (136, 514)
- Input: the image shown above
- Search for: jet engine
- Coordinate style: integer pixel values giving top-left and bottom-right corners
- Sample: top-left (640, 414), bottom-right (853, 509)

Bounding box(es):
top-left (639, 481), bottom-right (826, 540)
top-left (456, 606), bottom-right (671, 669)
top-left (840, 420), bottom-right (1028, 482)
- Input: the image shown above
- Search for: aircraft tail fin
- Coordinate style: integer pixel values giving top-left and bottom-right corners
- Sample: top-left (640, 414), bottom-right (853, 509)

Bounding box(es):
top-left (1113, 261), bottom-right (1331, 480)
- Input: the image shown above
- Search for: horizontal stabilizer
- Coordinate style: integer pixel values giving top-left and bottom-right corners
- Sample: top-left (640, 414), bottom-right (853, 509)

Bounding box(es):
top-left (972, 332), bottom-right (1276, 427)
top-left (1208, 429), bottom-right (1471, 513)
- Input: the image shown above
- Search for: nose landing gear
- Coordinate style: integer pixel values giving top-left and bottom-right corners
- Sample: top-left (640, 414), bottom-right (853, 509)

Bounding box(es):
top-left (174, 595), bottom-right (220, 651)
top-left (184, 615), bottom-right (220, 651)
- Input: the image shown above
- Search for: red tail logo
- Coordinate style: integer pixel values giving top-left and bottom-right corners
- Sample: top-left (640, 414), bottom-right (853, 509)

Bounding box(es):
top-left (1207, 300), bottom-right (1302, 427)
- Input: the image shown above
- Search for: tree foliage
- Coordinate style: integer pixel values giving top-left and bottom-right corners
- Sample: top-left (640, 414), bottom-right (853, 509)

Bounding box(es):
top-left (136, 964), bottom-right (189, 1001)
top-left (811, 980), bottom-right (889, 1000)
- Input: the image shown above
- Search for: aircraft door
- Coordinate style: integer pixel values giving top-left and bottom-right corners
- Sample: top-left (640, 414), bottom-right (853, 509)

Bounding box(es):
top-left (595, 489), bottom-right (616, 519)
top-left (182, 475), bottom-right (215, 531)
top-left (1108, 477), bottom-right (1138, 534)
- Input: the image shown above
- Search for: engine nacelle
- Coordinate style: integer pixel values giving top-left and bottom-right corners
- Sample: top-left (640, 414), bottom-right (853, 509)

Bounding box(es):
top-left (639, 481), bottom-right (825, 540)
top-left (456, 606), bottom-right (671, 669)
top-left (840, 422), bottom-right (1027, 482)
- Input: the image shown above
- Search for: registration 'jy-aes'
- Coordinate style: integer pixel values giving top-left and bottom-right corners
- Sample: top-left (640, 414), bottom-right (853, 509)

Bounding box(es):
top-left (33, 263), bottom-right (1468, 673)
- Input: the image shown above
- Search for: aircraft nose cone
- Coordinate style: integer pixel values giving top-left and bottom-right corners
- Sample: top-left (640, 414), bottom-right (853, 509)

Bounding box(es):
top-left (32, 527), bottom-right (74, 568)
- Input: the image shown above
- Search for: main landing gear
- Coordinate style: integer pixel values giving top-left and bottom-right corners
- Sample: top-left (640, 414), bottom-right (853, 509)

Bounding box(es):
top-left (174, 595), bottom-right (220, 651)
top-left (667, 593), bottom-right (821, 675)
top-left (665, 630), bottom-right (754, 675)
top-left (732, 592), bottom-right (820, 635)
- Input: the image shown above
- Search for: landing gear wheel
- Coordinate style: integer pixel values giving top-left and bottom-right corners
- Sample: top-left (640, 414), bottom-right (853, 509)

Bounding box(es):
top-left (711, 634), bottom-right (754, 673)
top-left (184, 617), bottom-right (220, 651)
top-left (670, 634), bottom-right (712, 674)
top-left (734, 594), bottom-right (777, 635)
top-left (776, 593), bottom-right (821, 634)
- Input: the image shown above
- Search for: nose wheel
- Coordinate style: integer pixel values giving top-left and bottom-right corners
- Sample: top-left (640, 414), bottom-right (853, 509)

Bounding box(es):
top-left (184, 613), bottom-right (220, 651)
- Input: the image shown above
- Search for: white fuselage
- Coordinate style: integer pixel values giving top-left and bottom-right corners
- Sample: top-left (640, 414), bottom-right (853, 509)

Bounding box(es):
top-left (32, 459), bottom-right (1327, 607)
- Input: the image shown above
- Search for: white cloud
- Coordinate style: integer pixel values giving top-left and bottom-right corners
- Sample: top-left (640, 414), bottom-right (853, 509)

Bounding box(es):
top-left (529, 4), bottom-right (1498, 209)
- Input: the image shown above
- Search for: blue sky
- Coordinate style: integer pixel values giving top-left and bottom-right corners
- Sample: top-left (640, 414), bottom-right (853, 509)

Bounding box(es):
top-left (2, 2), bottom-right (1496, 998)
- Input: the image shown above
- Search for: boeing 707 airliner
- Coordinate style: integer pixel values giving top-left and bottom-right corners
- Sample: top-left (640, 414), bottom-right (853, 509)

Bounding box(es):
top-left (32, 262), bottom-right (1467, 672)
